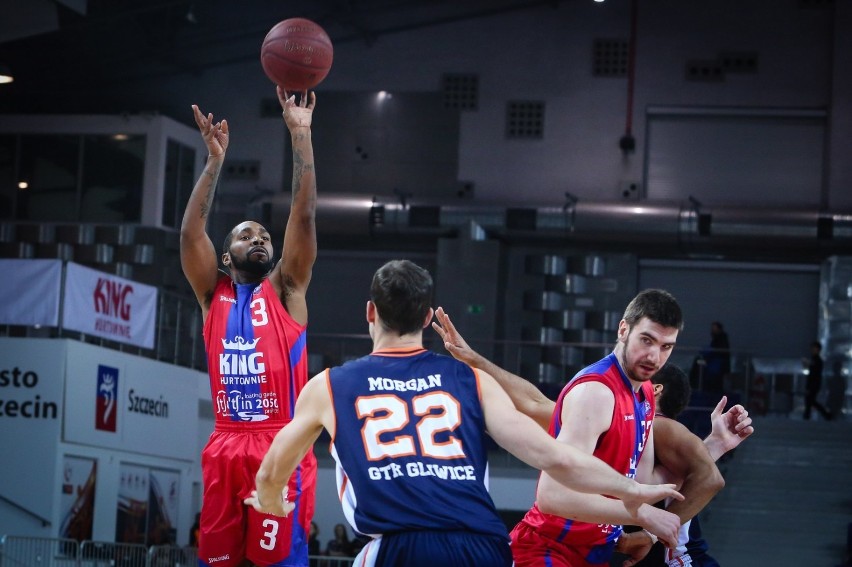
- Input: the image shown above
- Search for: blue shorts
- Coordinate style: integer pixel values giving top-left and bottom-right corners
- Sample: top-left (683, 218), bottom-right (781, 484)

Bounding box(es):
top-left (355, 530), bottom-right (512, 567)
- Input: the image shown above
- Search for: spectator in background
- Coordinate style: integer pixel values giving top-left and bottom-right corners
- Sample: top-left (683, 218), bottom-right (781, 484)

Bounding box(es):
top-left (189, 512), bottom-right (200, 548)
top-left (804, 341), bottom-right (832, 421)
top-left (701, 322), bottom-right (731, 394)
top-left (308, 521), bottom-right (321, 566)
top-left (325, 523), bottom-right (351, 559)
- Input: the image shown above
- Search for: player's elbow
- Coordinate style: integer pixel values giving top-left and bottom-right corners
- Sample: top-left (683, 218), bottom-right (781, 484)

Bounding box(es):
top-left (710, 468), bottom-right (725, 494)
top-left (535, 444), bottom-right (575, 477)
top-left (699, 466), bottom-right (725, 496)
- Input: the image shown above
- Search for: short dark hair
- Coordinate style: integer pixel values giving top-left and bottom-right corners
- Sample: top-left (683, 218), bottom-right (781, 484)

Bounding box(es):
top-left (812, 341), bottom-right (822, 352)
top-left (623, 289), bottom-right (683, 331)
top-left (221, 221), bottom-right (271, 255)
top-left (222, 231), bottom-right (234, 255)
top-left (370, 260), bottom-right (433, 336)
top-left (653, 364), bottom-right (691, 418)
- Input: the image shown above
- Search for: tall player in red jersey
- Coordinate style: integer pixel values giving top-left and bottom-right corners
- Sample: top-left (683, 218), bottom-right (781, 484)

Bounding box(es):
top-left (435, 291), bottom-right (690, 567)
top-left (434, 305), bottom-right (754, 567)
top-left (181, 88), bottom-right (318, 567)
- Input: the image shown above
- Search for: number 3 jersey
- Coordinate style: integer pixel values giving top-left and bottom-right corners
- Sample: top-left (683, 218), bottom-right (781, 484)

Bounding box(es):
top-left (203, 276), bottom-right (309, 428)
top-left (326, 347), bottom-right (508, 541)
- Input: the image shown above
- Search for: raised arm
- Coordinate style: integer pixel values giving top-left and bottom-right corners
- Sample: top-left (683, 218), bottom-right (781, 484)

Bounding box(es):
top-left (245, 372), bottom-right (331, 516)
top-left (433, 307), bottom-right (555, 428)
top-left (180, 105), bottom-right (230, 316)
top-left (478, 371), bottom-right (682, 547)
top-left (269, 87), bottom-right (317, 325)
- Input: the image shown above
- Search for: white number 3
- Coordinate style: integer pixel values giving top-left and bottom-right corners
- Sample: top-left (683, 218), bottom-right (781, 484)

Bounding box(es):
top-left (259, 518), bottom-right (279, 550)
top-left (251, 298), bottom-right (269, 327)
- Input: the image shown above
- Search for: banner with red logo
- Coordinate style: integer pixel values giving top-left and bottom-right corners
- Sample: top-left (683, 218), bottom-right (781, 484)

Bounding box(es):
top-left (0, 259), bottom-right (62, 326)
top-left (59, 456), bottom-right (97, 541)
top-left (63, 340), bottom-right (199, 460)
top-left (62, 262), bottom-right (158, 349)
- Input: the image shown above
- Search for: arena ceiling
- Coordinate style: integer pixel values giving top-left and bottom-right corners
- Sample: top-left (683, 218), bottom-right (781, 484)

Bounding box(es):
top-left (0, 0), bottom-right (567, 113)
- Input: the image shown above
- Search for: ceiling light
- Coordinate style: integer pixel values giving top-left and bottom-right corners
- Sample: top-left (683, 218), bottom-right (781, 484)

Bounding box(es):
top-left (0, 64), bottom-right (13, 84)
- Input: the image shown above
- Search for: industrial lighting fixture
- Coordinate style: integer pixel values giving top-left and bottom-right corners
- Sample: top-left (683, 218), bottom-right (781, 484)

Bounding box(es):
top-left (0, 64), bottom-right (13, 84)
top-left (369, 198), bottom-right (385, 227)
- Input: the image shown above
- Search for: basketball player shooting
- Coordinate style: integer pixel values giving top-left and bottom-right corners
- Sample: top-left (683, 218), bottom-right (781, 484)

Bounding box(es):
top-left (181, 87), bottom-right (319, 567)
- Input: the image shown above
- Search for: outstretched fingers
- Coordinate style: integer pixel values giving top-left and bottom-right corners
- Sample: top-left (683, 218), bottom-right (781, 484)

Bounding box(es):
top-left (432, 307), bottom-right (459, 349)
top-left (711, 395), bottom-right (728, 419)
top-left (304, 91), bottom-right (316, 109)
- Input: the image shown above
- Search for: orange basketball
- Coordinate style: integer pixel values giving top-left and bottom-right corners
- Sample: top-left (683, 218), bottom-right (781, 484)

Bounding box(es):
top-left (260, 18), bottom-right (333, 91)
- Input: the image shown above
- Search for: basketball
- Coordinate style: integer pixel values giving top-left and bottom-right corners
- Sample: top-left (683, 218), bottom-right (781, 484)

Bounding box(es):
top-left (261, 18), bottom-right (333, 91)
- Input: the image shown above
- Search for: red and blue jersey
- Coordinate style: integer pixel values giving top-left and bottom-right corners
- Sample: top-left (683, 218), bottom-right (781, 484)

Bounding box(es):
top-left (199, 275), bottom-right (316, 567)
top-left (203, 276), bottom-right (309, 429)
top-left (326, 347), bottom-right (509, 542)
top-left (515, 353), bottom-right (654, 563)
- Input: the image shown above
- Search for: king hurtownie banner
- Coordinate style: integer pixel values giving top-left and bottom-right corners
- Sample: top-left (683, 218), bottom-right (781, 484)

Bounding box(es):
top-left (63, 262), bottom-right (158, 349)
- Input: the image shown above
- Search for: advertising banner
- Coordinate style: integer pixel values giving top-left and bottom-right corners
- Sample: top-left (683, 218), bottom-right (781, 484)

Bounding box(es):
top-left (0, 259), bottom-right (62, 326)
top-left (0, 338), bottom-right (65, 523)
top-left (147, 468), bottom-right (180, 545)
top-left (62, 262), bottom-right (157, 349)
top-left (63, 340), bottom-right (199, 460)
top-left (59, 456), bottom-right (97, 542)
top-left (116, 463), bottom-right (149, 544)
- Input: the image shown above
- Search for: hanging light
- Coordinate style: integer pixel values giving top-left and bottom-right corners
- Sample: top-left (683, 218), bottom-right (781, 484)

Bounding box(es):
top-left (0, 64), bottom-right (13, 84)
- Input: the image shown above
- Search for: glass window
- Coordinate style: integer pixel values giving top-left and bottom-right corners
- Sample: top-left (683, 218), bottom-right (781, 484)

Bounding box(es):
top-left (0, 135), bottom-right (15, 220)
top-left (80, 134), bottom-right (146, 222)
top-left (162, 139), bottom-right (196, 228)
top-left (17, 135), bottom-right (80, 221)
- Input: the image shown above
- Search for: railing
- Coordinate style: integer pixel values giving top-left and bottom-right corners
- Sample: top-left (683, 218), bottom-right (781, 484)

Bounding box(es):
top-left (0, 536), bottom-right (355, 567)
top-left (309, 557), bottom-right (356, 567)
top-left (0, 537), bottom-right (198, 567)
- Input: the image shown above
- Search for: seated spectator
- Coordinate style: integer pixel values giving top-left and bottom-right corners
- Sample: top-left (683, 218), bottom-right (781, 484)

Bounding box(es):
top-left (326, 523), bottom-right (351, 558)
top-left (308, 521), bottom-right (321, 566)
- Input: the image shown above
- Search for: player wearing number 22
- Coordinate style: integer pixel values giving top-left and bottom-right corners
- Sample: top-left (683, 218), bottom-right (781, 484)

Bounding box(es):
top-left (245, 260), bottom-right (682, 567)
top-left (181, 89), bottom-right (319, 567)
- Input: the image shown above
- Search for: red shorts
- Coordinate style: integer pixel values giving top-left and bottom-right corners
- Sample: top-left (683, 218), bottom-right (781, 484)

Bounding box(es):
top-left (198, 427), bottom-right (316, 567)
top-left (510, 522), bottom-right (614, 567)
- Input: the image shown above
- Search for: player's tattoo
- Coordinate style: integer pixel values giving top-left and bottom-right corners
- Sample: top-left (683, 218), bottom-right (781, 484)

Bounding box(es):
top-left (291, 149), bottom-right (314, 194)
top-left (198, 164), bottom-right (220, 219)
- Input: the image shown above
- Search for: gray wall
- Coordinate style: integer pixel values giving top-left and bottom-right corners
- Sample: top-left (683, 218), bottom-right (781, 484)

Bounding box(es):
top-left (88, 0), bottom-right (849, 214)
top-left (639, 260), bottom-right (820, 359)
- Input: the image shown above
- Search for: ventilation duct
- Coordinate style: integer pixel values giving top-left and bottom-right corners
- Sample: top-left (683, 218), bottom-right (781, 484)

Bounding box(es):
top-left (253, 193), bottom-right (852, 256)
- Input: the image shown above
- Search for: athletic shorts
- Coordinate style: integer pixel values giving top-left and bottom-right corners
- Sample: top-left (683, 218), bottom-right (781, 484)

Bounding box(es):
top-left (510, 522), bottom-right (614, 567)
top-left (353, 530), bottom-right (512, 567)
top-left (198, 428), bottom-right (317, 567)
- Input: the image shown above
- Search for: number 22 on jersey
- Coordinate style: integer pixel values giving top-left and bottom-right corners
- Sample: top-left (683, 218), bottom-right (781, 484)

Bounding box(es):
top-left (357, 392), bottom-right (466, 461)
